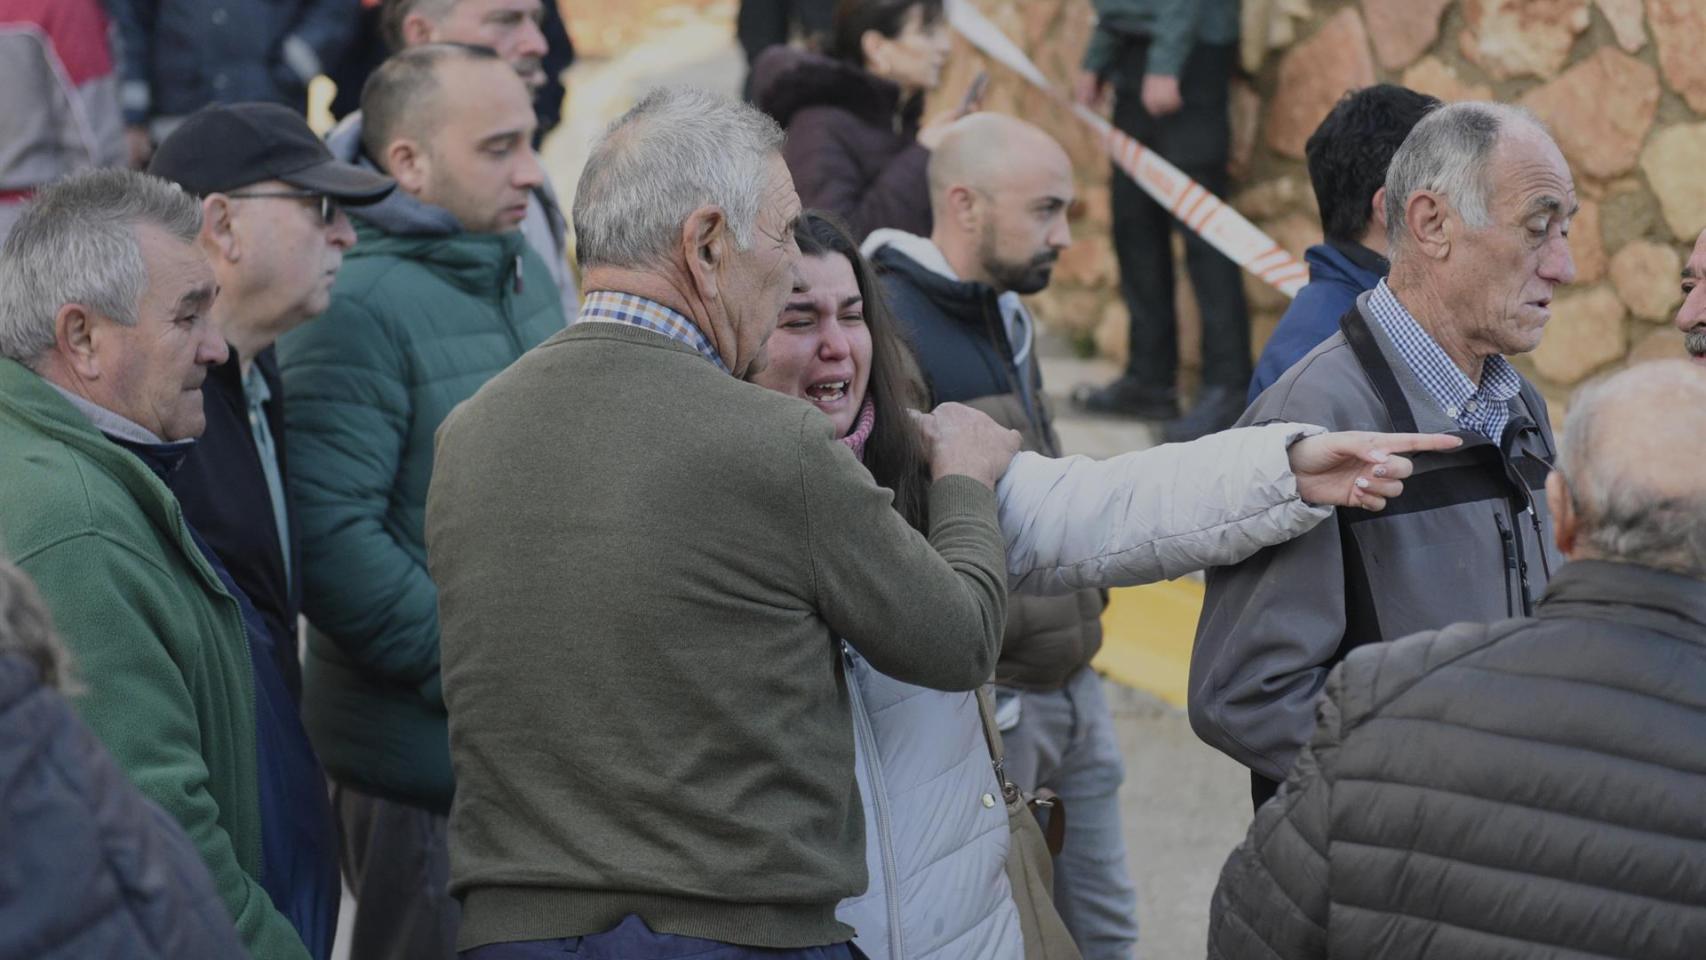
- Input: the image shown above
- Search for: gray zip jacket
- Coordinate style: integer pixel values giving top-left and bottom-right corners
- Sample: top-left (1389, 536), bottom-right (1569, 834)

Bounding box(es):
top-left (837, 419), bottom-right (1336, 960)
top-left (1191, 293), bottom-right (1561, 783)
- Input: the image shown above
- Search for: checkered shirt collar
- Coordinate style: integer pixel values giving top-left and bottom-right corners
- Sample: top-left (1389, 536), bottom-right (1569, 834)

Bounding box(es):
top-left (575, 290), bottom-right (729, 374)
top-left (1367, 280), bottom-right (1523, 440)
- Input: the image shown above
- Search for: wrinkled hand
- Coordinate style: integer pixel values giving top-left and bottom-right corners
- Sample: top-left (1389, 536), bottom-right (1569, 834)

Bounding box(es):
top-left (1073, 69), bottom-right (1108, 110)
top-left (1290, 431), bottom-right (1463, 511)
top-left (1140, 73), bottom-right (1183, 117)
top-left (910, 402), bottom-right (1022, 489)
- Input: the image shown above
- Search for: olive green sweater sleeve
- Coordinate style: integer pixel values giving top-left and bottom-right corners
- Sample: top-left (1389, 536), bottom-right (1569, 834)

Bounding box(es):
top-left (796, 413), bottom-right (1007, 692)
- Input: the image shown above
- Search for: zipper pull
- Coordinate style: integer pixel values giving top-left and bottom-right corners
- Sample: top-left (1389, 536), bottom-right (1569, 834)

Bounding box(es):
top-left (513, 254), bottom-right (523, 295)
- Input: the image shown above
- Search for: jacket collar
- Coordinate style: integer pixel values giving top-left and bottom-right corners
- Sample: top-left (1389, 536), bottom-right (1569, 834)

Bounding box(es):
top-left (1324, 238), bottom-right (1388, 279)
top-left (749, 46), bottom-right (920, 132)
top-left (1539, 559), bottom-right (1706, 639)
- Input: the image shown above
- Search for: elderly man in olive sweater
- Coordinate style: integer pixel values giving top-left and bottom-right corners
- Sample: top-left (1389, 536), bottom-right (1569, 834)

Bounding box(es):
top-left (425, 88), bottom-right (1017, 958)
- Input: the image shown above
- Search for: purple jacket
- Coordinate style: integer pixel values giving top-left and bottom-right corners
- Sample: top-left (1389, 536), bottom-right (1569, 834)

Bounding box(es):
top-left (750, 46), bottom-right (931, 240)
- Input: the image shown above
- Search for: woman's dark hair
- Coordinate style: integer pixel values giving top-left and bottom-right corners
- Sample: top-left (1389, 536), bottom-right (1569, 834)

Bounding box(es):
top-left (830, 0), bottom-right (945, 67)
top-left (794, 210), bottom-right (933, 531)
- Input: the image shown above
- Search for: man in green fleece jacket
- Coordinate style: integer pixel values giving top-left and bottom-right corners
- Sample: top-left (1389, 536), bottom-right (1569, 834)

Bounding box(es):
top-left (426, 87), bottom-right (1019, 958)
top-left (1071, 0), bottom-right (1252, 442)
top-left (0, 169), bottom-right (311, 958)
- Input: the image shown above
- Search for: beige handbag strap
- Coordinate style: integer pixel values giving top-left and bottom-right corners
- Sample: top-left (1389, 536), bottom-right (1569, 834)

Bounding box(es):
top-left (975, 687), bottom-right (1066, 858)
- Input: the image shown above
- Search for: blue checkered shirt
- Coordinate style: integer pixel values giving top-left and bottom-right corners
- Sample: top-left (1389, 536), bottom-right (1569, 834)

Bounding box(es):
top-left (574, 290), bottom-right (729, 373)
top-left (1367, 280), bottom-right (1523, 441)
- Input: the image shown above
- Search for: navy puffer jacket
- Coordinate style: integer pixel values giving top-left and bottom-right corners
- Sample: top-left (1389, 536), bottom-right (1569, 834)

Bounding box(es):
top-left (0, 654), bottom-right (245, 959)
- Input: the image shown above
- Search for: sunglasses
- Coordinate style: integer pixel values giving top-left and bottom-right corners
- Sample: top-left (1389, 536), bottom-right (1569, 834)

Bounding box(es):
top-left (224, 189), bottom-right (342, 225)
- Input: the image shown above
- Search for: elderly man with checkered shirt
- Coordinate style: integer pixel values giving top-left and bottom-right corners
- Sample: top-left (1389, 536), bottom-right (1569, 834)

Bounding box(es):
top-left (1189, 100), bottom-right (1577, 811)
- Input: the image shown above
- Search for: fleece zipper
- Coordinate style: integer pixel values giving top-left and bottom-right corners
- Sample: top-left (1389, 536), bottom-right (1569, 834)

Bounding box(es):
top-left (844, 643), bottom-right (907, 960)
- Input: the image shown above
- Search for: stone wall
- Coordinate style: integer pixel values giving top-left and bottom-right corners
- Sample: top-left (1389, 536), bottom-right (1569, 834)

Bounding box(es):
top-left (935, 0), bottom-right (1702, 407)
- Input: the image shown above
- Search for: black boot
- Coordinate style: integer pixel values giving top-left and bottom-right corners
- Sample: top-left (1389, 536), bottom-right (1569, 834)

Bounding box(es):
top-left (1069, 375), bottom-right (1179, 420)
top-left (1161, 385), bottom-right (1245, 443)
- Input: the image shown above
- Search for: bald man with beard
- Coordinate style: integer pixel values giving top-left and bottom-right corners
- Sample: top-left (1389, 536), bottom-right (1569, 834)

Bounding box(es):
top-left (862, 114), bottom-right (1143, 958)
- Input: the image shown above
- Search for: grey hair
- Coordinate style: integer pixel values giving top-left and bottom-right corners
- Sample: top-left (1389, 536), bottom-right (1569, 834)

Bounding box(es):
top-left (0, 557), bottom-right (73, 693)
top-left (1384, 101), bottom-right (1542, 250)
top-left (1558, 361), bottom-right (1706, 580)
top-left (0, 168), bottom-right (202, 367)
top-left (572, 87), bottom-right (786, 270)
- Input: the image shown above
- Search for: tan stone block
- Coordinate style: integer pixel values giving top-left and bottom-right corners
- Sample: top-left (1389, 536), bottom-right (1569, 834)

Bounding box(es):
top-left (1362, 0), bottom-right (1452, 70)
top-left (1532, 285), bottom-right (1628, 384)
top-left (1596, 0), bottom-right (1647, 52)
top-left (1232, 176), bottom-right (1311, 221)
top-left (1638, 123), bottom-right (1706, 240)
top-left (1459, 0), bottom-right (1590, 81)
top-left (1517, 48), bottom-right (1658, 179)
top-left (1267, 212), bottom-right (1323, 261)
top-left (1229, 79), bottom-right (1262, 180)
top-left (1569, 199), bottom-right (1607, 285)
top-left (1263, 9), bottom-right (1377, 159)
top-left (1648, 0), bottom-right (1706, 112)
top-left (1626, 324), bottom-right (1687, 364)
top-left (1053, 235), bottom-right (1117, 288)
top-left (1608, 241), bottom-right (1682, 320)
top-left (1400, 56), bottom-right (1495, 102)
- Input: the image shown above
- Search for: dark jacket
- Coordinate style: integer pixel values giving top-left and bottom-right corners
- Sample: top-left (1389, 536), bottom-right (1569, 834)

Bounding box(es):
top-left (279, 178), bottom-right (564, 814)
top-left (171, 346), bottom-right (302, 697)
top-left (0, 654), bottom-right (247, 959)
top-left (750, 45), bottom-right (931, 240)
top-left (1082, 0), bottom-right (1238, 82)
top-left (1209, 559), bottom-right (1706, 960)
top-left (106, 0), bottom-right (353, 125)
top-left (873, 236), bottom-right (1105, 690)
top-left (1248, 241), bottom-right (1385, 405)
top-left (1191, 293), bottom-right (1561, 783)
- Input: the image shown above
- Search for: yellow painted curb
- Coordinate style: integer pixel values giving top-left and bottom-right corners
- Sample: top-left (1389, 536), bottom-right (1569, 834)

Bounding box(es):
top-left (1092, 579), bottom-right (1204, 709)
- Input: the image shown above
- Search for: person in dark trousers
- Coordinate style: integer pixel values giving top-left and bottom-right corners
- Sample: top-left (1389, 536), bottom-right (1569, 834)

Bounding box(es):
top-left (0, 557), bottom-right (249, 960)
top-left (1247, 85), bottom-right (1440, 404)
top-left (279, 45), bottom-right (564, 960)
top-left (1209, 360), bottom-right (1706, 960)
top-left (148, 102), bottom-right (395, 700)
top-left (1189, 102), bottom-right (1576, 811)
top-left (1069, 0), bottom-right (1251, 441)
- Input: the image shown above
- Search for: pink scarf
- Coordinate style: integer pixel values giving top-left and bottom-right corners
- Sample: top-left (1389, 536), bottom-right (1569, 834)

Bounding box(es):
top-left (839, 398), bottom-right (877, 461)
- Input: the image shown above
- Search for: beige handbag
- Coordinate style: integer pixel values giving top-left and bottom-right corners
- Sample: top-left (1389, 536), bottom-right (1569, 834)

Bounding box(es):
top-left (975, 688), bottom-right (1084, 960)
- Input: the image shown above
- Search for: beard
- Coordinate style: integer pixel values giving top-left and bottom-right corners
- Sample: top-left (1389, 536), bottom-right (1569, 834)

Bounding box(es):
top-left (1686, 327), bottom-right (1706, 359)
top-left (977, 228), bottom-right (1058, 295)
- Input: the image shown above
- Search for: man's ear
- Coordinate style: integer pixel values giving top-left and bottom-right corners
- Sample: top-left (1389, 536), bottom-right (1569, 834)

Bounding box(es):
top-left (1369, 186), bottom-right (1389, 235)
top-left (53, 303), bottom-right (103, 381)
top-left (860, 29), bottom-right (888, 74)
top-left (400, 12), bottom-right (437, 46)
top-left (385, 139), bottom-right (428, 195)
top-left (945, 184), bottom-right (980, 231)
top-left (1545, 470), bottom-right (1578, 558)
top-left (681, 205), bottom-right (727, 303)
top-left (201, 194), bottom-right (239, 262)
top-left (1404, 189), bottom-right (1451, 260)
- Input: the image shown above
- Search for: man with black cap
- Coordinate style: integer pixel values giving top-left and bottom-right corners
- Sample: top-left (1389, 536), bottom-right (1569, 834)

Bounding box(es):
top-left (148, 101), bottom-right (394, 702)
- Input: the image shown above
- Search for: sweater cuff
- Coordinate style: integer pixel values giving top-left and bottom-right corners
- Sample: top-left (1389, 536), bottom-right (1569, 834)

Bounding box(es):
top-left (928, 474), bottom-right (1000, 527)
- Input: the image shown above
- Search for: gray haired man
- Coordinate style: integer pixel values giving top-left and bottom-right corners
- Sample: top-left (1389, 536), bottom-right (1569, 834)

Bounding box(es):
top-left (1208, 359), bottom-right (1706, 959)
top-left (425, 86), bottom-right (1020, 958)
top-left (1190, 101), bottom-right (1577, 808)
top-left (0, 169), bottom-right (326, 958)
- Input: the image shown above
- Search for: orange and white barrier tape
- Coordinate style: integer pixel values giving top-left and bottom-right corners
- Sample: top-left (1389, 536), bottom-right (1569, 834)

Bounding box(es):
top-left (946, 0), bottom-right (1308, 298)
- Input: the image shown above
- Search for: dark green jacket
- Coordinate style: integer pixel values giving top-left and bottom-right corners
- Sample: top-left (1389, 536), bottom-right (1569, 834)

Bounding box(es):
top-left (1082, 0), bottom-right (1238, 80)
top-left (0, 359), bottom-right (308, 959)
top-left (279, 206), bottom-right (563, 813)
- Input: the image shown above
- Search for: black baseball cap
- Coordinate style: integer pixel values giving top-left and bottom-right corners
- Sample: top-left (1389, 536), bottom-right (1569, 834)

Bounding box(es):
top-left (149, 102), bottom-right (395, 204)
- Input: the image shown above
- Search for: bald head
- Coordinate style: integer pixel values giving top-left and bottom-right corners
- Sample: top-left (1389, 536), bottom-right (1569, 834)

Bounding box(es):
top-left (926, 113), bottom-right (1074, 294)
top-left (927, 113), bottom-right (1070, 216)
top-left (1552, 360), bottom-right (1706, 578)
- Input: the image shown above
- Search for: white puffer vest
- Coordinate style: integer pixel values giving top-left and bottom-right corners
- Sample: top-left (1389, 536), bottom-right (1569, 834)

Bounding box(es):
top-left (839, 646), bottom-right (1024, 960)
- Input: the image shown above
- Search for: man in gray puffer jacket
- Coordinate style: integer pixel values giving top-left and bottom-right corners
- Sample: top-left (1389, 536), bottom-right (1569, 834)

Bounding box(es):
top-left (1208, 359), bottom-right (1706, 960)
